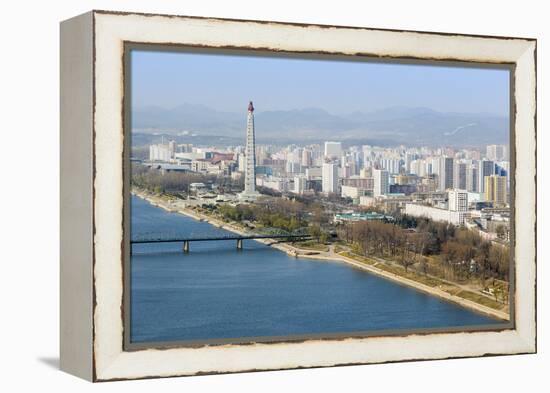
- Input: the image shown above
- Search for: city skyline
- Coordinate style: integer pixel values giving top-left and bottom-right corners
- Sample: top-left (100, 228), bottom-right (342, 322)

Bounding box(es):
top-left (143, 100), bottom-right (511, 219)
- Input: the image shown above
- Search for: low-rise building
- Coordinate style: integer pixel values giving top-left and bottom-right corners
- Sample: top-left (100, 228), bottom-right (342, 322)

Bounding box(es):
top-left (390, 184), bottom-right (417, 195)
top-left (189, 182), bottom-right (208, 193)
top-left (341, 176), bottom-right (374, 190)
top-left (341, 185), bottom-right (367, 200)
top-left (257, 176), bottom-right (290, 193)
top-left (359, 195), bottom-right (376, 207)
top-left (191, 159), bottom-right (210, 173)
top-left (359, 194), bottom-right (412, 213)
top-left (404, 203), bottom-right (469, 225)
top-left (333, 212), bottom-right (393, 223)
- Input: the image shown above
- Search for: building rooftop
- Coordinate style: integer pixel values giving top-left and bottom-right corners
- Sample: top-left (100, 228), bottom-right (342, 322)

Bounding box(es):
top-left (334, 212), bottom-right (394, 222)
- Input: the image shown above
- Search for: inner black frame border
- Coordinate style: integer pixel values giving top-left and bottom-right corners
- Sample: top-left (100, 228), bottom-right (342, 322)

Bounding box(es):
top-left (122, 42), bottom-right (517, 352)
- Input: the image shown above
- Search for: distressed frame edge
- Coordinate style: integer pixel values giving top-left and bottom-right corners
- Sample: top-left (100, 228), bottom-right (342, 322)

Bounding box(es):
top-left (90, 11), bottom-right (537, 381)
top-left (90, 8), bottom-right (538, 42)
top-left (512, 39), bottom-right (537, 354)
top-left (59, 10), bottom-right (95, 381)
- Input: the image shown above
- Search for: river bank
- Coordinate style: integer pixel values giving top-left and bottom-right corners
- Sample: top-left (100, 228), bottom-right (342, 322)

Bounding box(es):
top-left (131, 189), bottom-right (509, 322)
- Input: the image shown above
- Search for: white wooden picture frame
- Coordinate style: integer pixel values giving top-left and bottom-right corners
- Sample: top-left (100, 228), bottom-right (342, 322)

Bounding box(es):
top-left (60, 10), bottom-right (536, 381)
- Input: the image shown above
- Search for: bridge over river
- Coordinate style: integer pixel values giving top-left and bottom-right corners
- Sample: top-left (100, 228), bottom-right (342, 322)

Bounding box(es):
top-left (131, 233), bottom-right (313, 253)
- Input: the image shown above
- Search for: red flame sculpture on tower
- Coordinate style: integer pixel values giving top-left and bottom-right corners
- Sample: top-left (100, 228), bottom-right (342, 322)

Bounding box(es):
top-left (248, 101), bottom-right (254, 112)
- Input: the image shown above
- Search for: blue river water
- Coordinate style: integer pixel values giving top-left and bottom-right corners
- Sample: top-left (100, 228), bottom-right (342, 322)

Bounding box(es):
top-left (130, 195), bottom-right (502, 344)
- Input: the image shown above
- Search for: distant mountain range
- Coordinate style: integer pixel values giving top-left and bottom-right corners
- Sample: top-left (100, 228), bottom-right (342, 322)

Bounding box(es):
top-left (131, 104), bottom-right (509, 147)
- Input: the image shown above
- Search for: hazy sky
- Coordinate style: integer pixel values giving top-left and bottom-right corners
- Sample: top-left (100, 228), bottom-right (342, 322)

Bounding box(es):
top-left (131, 49), bottom-right (510, 116)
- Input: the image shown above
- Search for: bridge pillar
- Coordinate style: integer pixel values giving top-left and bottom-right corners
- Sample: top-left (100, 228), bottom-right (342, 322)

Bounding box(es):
top-left (236, 239), bottom-right (243, 250)
top-left (183, 240), bottom-right (189, 253)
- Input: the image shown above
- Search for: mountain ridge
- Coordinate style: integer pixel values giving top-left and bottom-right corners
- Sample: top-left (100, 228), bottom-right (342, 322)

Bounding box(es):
top-left (131, 104), bottom-right (509, 147)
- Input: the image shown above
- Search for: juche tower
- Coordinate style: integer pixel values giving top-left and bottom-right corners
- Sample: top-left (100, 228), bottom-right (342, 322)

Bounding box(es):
top-left (239, 101), bottom-right (260, 200)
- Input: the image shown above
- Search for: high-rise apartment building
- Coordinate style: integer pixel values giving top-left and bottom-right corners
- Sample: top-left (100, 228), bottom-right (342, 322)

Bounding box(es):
top-left (484, 175), bottom-right (507, 206)
top-left (478, 159), bottom-right (495, 194)
top-left (404, 152), bottom-right (418, 172)
top-left (373, 169), bottom-right (389, 197)
top-left (380, 158), bottom-right (402, 175)
top-left (293, 176), bottom-right (307, 194)
top-left (466, 164), bottom-right (478, 192)
top-left (437, 157), bottom-right (454, 191)
top-left (486, 144), bottom-right (507, 161)
top-left (301, 149), bottom-right (312, 167)
top-left (453, 161), bottom-right (468, 190)
top-left (448, 189), bottom-right (468, 212)
top-left (149, 143), bottom-right (172, 162)
top-left (495, 161), bottom-right (509, 178)
top-left (322, 162), bottom-right (339, 194)
top-left (168, 140), bottom-right (177, 157)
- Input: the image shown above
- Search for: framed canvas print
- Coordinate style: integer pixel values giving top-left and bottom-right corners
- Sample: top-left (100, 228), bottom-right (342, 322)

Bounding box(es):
top-left (60, 10), bottom-right (537, 381)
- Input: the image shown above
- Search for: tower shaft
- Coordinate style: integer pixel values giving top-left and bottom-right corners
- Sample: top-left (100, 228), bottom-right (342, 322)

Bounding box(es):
top-left (244, 109), bottom-right (257, 194)
top-left (239, 101), bottom-right (260, 201)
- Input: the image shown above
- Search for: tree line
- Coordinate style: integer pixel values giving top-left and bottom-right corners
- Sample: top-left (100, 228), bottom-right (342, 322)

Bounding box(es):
top-left (131, 164), bottom-right (243, 194)
top-left (215, 198), bottom-right (309, 233)
top-left (337, 217), bottom-right (510, 283)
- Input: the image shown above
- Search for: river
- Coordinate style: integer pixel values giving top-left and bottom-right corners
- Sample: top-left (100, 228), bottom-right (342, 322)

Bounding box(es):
top-left (130, 195), bottom-right (502, 344)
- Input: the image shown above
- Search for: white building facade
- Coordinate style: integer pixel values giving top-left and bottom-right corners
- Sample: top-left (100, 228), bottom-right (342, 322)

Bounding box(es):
top-left (404, 203), bottom-right (468, 225)
top-left (149, 143), bottom-right (172, 162)
top-left (322, 162), bottom-right (339, 194)
top-left (448, 189), bottom-right (468, 212)
top-left (373, 169), bottom-right (389, 197)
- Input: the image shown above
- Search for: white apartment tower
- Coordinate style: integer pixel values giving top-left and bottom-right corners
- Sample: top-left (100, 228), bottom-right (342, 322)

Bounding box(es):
top-left (486, 144), bottom-right (507, 161)
top-left (322, 162), bottom-right (339, 194)
top-left (149, 143), bottom-right (172, 162)
top-left (238, 101), bottom-right (260, 200)
top-left (448, 189), bottom-right (468, 212)
top-left (373, 169), bottom-right (389, 197)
